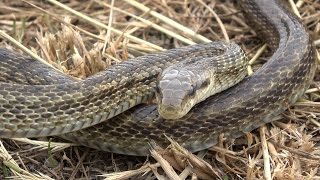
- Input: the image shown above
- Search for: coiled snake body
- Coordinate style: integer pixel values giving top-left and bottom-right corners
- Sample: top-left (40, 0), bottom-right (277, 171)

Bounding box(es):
top-left (0, 0), bottom-right (316, 155)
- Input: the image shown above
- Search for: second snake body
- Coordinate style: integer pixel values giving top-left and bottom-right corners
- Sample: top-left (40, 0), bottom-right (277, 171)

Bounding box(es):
top-left (0, 0), bottom-right (317, 155)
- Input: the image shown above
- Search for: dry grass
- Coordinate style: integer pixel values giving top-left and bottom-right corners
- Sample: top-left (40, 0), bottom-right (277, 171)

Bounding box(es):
top-left (0, 0), bottom-right (319, 179)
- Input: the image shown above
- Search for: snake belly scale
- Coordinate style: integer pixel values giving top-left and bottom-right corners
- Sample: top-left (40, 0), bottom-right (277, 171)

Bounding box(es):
top-left (0, 0), bottom-right (317, 156)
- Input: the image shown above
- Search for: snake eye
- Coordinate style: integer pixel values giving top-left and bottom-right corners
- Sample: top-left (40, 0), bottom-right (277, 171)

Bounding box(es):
top-left (200, 79), bottom-right (210, 89)
top-left (188, 86), bottom-right (196, 97)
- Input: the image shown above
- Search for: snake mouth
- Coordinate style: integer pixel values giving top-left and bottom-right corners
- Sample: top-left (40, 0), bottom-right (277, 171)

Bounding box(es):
top-left (158, 104), bottom-right (190, 120)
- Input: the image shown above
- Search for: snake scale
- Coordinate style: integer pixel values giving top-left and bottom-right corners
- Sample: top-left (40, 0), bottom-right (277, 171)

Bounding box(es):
top-left (0, 0), bottom-right (317, 156)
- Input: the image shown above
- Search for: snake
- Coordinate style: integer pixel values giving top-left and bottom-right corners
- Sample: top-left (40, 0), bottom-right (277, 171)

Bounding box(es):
top-left (0, 0), bottom-right (317, 156)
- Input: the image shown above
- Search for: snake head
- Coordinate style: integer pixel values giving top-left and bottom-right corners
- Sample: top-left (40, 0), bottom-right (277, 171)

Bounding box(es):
top-left (156, 68), bottom-right (211, 120)
top-left (155, 43), bottom-right (247, 120)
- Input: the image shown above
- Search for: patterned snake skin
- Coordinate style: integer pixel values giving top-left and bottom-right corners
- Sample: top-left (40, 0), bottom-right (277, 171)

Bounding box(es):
top-left (0, 0), bottom-right (317, 156)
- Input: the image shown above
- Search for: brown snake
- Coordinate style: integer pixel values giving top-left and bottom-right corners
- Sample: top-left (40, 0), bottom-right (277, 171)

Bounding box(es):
top-left (0, 0), bottom-right (317, 156)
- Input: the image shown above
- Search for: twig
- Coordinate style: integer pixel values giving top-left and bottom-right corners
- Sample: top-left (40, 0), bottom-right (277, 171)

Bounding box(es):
top-left (102, 0), bottom-right (115, 54)
top-left (195, 0), bottom-right (229, 42)
top-left (259, 126), bottom-right (272, 180)
top-left (0, 30), bottom-right (60, 72)
top-left (95, 0), bottom-right (196, 45)
top-left (123, 0), bottom-right (211, 43)
top-left (45, 0), bottom-right (164, 51)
